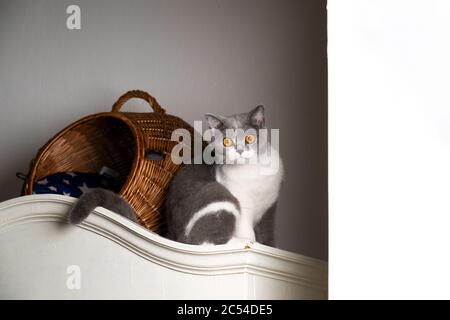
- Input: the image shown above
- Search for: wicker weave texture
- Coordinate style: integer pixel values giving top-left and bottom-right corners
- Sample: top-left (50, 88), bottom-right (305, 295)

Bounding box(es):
top-left (24, 90), bottom-right (194, 233)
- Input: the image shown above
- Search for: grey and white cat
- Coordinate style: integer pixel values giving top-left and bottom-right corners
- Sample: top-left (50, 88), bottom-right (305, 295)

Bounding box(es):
top-left (68, 106), bottom-right (283, 246)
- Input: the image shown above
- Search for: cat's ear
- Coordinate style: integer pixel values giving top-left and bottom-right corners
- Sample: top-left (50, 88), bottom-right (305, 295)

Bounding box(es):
top-left (249, 105), bottom-right (265, 128)
top-left (205, 113), bottom-right (224, 129)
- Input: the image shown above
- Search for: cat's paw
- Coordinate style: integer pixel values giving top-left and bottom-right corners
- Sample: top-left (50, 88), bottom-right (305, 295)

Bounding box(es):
top-left (226, 237), bottom-right (255, 246)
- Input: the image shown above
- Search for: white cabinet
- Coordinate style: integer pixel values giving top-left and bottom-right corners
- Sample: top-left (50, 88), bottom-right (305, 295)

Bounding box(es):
top-left (0, 195), bottom-right (327, 299)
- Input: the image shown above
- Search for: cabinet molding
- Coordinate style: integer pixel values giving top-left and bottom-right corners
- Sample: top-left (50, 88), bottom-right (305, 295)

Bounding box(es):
top-left (0, 195), bottom-right (327, 299)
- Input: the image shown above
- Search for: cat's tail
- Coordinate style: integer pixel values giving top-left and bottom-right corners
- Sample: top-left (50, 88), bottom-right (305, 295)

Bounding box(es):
top-left (68, 188), bottom-right (138, 224)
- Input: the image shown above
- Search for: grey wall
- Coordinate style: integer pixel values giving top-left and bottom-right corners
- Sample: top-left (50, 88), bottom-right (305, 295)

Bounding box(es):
top-left (0, 0), bottom-right (327, 260)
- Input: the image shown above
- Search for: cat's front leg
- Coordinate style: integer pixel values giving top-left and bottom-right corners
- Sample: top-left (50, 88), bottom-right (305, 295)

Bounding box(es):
top-left (232, 214), bottom-right (256, 242)
top-left (226, 236), bottom-right (254, 246)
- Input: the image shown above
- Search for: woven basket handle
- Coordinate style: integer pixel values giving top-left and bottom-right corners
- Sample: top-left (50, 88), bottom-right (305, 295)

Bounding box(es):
top-left (112, 90), bottom-right (166, 114)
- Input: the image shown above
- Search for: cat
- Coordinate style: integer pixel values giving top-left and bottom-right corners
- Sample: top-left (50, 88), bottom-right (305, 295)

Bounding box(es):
top-left (68, 105), bottom-right (283, 246)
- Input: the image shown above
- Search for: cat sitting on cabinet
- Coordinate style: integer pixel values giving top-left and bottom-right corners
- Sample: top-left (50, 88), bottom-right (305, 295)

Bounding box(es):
top-left (68, 106), bottom-right (283, 246)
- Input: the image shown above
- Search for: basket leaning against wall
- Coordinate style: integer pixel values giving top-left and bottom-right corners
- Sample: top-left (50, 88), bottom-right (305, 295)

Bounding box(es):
top-left (22, 90), bottom-right (194, 233)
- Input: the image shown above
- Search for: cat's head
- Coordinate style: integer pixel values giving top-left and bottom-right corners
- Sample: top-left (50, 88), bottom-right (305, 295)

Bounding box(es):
top-left (205, 106), bottom-right (267, 164)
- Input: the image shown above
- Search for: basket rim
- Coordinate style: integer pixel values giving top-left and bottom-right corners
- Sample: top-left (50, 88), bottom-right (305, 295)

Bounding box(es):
top-left (24, 112), bottom-right (143, 196)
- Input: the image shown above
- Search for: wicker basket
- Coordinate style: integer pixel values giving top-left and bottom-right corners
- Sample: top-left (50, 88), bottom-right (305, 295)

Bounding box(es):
top-left (23, 90), bottom-right (194, 233)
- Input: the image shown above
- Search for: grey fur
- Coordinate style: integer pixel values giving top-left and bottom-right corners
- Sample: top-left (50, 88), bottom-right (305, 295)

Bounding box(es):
top-left (184, 210), bottom-right (236, 245)
top-left (68, 188), bottom-right (137, 224)
top-left (164, 163), bottom-right (240, 244)
top-left (254, 202), bottom-right (277, 246)
top-left (206, 105), bottom-right (265, 130)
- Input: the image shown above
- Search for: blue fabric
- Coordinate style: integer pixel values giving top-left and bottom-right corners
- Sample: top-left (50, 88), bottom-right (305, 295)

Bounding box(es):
top-left (33, 172), bottom-right (116, 198)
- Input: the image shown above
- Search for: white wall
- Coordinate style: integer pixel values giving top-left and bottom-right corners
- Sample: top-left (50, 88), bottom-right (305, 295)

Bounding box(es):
top-left (329, 0), bottom-right (450, 299)
top-left (0, 0), bottom-right (328, 259)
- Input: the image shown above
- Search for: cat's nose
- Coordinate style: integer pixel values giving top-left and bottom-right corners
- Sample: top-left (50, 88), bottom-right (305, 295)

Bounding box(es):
top-left (237, 149), bottom-right (244, 155)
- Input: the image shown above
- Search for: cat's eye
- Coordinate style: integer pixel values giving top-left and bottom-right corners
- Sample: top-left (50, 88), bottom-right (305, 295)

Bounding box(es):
top-left (223, 137), bottom-right (233, 147)
top-left (245, 134), bottom-right (256, 144)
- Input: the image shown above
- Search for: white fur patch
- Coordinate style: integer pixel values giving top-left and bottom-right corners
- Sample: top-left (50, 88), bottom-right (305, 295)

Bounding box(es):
top-left (216, 146), bottom-right (284, 241)
top-left (184, 201), bottom-right (240, 237)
